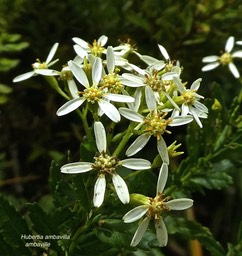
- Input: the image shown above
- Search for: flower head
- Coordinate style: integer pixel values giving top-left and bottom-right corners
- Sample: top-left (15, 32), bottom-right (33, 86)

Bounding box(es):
top-left (123, 163), bottom-right (193, 247)
top-left (173, 76), bottom-right (208, 128)
top-left (60, 121), bottom-right (151, 207)
top-left (13, 43), bottom-right (60, 82)
top-left (56, 57), bottom-right (134, 122)
top-left (119, 107), bottom-right (193, 164)
top-left (202, 36), bottom-right (242, 78)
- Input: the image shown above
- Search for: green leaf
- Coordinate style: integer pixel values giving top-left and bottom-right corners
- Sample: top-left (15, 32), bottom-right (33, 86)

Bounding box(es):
top-left (95, 228), bottom-right (130, 248)
top-left (0, 195), bottom-right (32, 256)
top-left (167, 216), bottom-right (225, 256)
top-left (27, 202), bottom-right (60, 251)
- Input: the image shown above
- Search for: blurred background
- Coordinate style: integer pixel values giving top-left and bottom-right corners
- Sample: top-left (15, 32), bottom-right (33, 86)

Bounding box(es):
top-left (1, 0), bottom-right (242, 254)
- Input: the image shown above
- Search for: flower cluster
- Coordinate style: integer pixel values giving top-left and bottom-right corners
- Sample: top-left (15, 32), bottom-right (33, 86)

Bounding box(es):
top-left (13, 35), bottom-right (208, 247)
top-left (202, 36), bottom-right (242, 78)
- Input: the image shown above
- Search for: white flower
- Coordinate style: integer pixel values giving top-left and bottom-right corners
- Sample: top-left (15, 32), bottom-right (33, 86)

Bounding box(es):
top-left (13, 43), bottom-right (60, 82)
top-left (73, 35), bottom-right (108, 57)
top-left (173, 76), bottom-right (208, 128)
top-left (123, 163), bottom-right (193, 247)
top-left (60, 121), bottom-right (151, 207)
top-left (202, 36), bottom-right (242, 78)
top-left (120, 63), bottom-right (180, 111)
top-left (56, 57), bottom-right (134, 122)
top-left (119, 107), bottom-right (193, 164)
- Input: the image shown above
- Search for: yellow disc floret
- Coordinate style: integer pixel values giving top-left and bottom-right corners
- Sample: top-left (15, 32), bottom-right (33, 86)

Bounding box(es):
top-left (89, 40), bottom-right (105, 57)
top-left (82, 87), bottom-right (104, 103)
top-left (144, 70), bottom-right (164, 92)
top-left (219, 52), bottom-right (233, 65)
top-left (147, 193), bottom-right (170, 220)
top-left (99, 73), bottom-right (123, 93)
top-left (92, 152), bottom-right (120, 174)
top-left (143, 111), bottom-right (172, 140)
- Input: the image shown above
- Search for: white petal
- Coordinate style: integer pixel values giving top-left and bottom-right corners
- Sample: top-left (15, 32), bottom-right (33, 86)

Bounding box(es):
top-left (112, 173), bottom-right (130, 204)
top-left (94, 121), bottom-right (107, 153)
top-left (139, 55), bottom-right (160, 65)
top-left (190, 78), bottom-right (202, 91)
top-left (157, 137), bottom-right (169, 164)
top-left (162, 71), bottom-right (179, 80)
top-left (126, 134), bottom-right (151, 157)
top-left (164, 92), bottom-right (180, 111)
top-left (67, 79), bottom-right (79, 98)
top-left (158, 44), bottom-right (170, 60)
top-left (47, 59), bottom-right (59, 68)
top-left (228, 63), bottom-right (240, 78)
top-left (173, 76), bottom-right (185, 93)
top-left (130, 217), bottom-right (150, 247)
top-left (201, 62), bottom-right (220, 71)
top-left (73, 44), bottom-right (88, 58)
top-left (107, 46), bottom-right (115, 73)
top-left (61, 162), bottom-right (93, 173)
top-left (169, 115), bottom-right (193, 126)
top-left (145, 86), bottom-right (157, 111)
top-left (129, 63), bottom-right (147, 76)
top-left (93, 175), bottom-right (106, 207)
top-left (35, 69), bottom-right (59, 76)
top-left (225, 36), bottom-right (234, 52)
top-left (123, 205), bottom-right (149, 223)
top-left (155, 218), bottom-right (168, 247)
top-left (181, 104), bottom-right (189, 116)
top-left (13, 71), bottom-right (35, 82)
top-left (194, 101), bottom-right (208, 113)
top-left (98, 100), bottom-right (120, 122)
top-left (105, 93), bottom-right (134, 103)
top-left (236, 41), bottom-right (242, 45)
top-left (119, 107), bottom-right (144, 122)
top-left (68, 61), bottom-right (89, 87)
top-left (119, 77), bottom-right (144, 87)
top-left (149, 61), bottom-right (166, 71)
top-left (166, 198), bottom-right (193, 210)
top-left (121, 158), bottom-right (151, 170)
top-left (121, 73), bottom-right (144, 84)
top-left (232, 50), bottom-right (242, 58)
top-left (127, 87), bottom-right (142, 112)
top-left (92, 58), bottom-right (102, 84)
top-left (202, 55), bottom-right (219, 63)
top-left (72, 37), bottom-right (89, 49)
top-left (190, 107), bottom-right (203, 128)
top-left (46, 43), bottom-right (59, 64)
top-left (156, 163), bottom-right (168, 194)
top-left (98, 35), bottom-right (108, 46)
top-left (56, 98), bottom-right (85, 116)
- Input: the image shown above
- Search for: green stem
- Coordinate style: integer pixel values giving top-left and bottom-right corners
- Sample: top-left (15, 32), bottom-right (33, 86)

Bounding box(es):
top-left (44, 76), bottom-right (70, 100)
top-left (113, 122), bottom-right (136, 157)
top-left (45, 76), bottom-right (94, 140)
top-left (76, 105), bottom-right (93, 141)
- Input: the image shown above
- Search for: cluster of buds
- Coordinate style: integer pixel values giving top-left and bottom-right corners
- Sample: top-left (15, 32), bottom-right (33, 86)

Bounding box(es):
top-left (13, 35), bottom-right (208, 247)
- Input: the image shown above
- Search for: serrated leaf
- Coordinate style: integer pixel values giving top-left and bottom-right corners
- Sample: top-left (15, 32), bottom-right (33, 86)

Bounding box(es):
top-left (190, 171), bottom-right (232, 190)
top-left (166, 216), bottom-right (225, 256)
top-left (95, 228), bottom-right (130, 248)
top-left (27, 203), bottom-right (59, 251)
top-left (0, 196), bottom-right (32, 255)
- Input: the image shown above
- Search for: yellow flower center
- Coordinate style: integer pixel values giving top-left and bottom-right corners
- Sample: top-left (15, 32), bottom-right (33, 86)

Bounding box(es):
top-left (92, 152), bottom-right (120, 174)
top-left (99, 73), bottom-right (123, 93)
top-left (182, 90), bottom-right (196, 105)
top-left (143, 111), bottom-right (172, 140)
top-left (144, 70), bottom-right (164, 92)
top-left (32, 59), bottom-right (48, 69)
top-left (89, 40), bottom-right (105, 57)
top-left (82, 87), bottom-right (104, 103)
top-left (147, 193), bottom-right (170, 220)
top-left (219, 52), bottom-right (233, 65)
